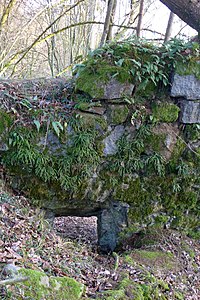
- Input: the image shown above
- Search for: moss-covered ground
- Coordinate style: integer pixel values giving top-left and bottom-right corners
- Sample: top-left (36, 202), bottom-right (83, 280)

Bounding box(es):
top-left (0, 191), bottom-right (199, 300)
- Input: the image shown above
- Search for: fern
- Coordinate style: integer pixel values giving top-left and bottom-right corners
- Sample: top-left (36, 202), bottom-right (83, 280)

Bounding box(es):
top-left (145, 153), bottom-right (165, 176)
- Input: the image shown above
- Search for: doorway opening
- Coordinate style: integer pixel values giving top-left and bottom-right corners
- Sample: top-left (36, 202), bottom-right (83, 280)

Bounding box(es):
top-left (53, 216), bottom-right (98, 246)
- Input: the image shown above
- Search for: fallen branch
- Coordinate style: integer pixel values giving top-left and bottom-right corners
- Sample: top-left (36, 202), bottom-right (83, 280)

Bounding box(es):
top-left (0, 276), bottom-right (29, 286)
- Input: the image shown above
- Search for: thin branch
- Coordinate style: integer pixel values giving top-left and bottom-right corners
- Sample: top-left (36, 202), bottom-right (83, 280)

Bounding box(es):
top-left (0, 0), bottom-right (70, 65)
top-left (0, 0), bottom-right (85, 76)
top-left (1, 20), bottom-right (168, 76)
top-left (142, 28), bottom-right (165, 37)
top-left (12, 0), bottom-right (85, 67)
top-left (175, 24), bottom-right (188, 38)
top-left (0, 0), bottom-right (17, 33)
top-left (0, 276), bottom-right (29, 286)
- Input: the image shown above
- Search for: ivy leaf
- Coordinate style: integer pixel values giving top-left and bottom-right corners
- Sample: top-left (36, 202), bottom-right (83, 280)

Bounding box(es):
top-left (56, 122), bottom-right (64, 131)
top-left (52, 121), bottom-right (60, 137)
top-left (33, 120), bottom-right (41, 132)
top-left (115, 58), bottom-right (124, 67)
top-left (52, 121), bottom-right (63, 137)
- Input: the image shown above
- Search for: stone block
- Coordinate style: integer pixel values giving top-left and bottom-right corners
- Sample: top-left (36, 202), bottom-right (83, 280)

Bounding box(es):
top-left (103, 125), bottom-right (125, 155)
top-left (97, 202), bottom-right (129, 253)
top-left (181, 101), bottom-right (200, 124)
top-left (101, 78), bottom-right (134, 99)
top-left (171, 74), bottom-right (200, 100)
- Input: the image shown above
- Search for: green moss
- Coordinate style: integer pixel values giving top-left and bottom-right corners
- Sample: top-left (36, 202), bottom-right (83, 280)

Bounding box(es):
top-left (135, 80), bottom-right (158, 99)
top-left (0, 110), bottom-right (13, 134)
top-left (152, 103), bottom-right (180, 123)
top-left (169, 139), bottom-right (186, 167)
top-left (75, 59), bottom-right (132, 98)
top-left (75, 71), bottom-right (104, 98)
top-left (76, 102), bottom-right (90, 110)
top-left (134, 250), bottom-right (171, 260)
top-left (184, 124), bottom-right (200, 141)
top-left (145, 131), bottom-right (166, 153)
top-left (79, 113), bottom-right (108, 132)
top-left (176, 59), bottom-right (200, 80)
top-left (98, 275), bottom-right (169, 300)
top-left (124, 250), bottom-right (174, 271)
top-left (114, 177), bottom-right (156, 222)
top-left (110, 105), bottom-right (129, 124)
top-left (8, 268), bottom-right (85, 300)
top-left (131, 250), bottom-right (174, 270)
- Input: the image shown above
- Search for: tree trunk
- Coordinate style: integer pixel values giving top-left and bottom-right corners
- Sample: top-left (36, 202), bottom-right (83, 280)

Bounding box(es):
top-left (164, 11), bottom-right (175, 42)
top-left (136, 0), bottom-right (144, 37)
top-left (160, 0), bottom-right (200, 33)
top-left (99, 0), bottom-right (115, 47)
top-left (107, 0), bottom-right (117, 41)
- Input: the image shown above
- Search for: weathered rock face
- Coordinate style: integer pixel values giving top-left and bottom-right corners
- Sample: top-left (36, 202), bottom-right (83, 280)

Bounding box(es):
top-left (88, 77), bottom-right (134, 99)
top-left (97, 202), bottom-right (129, 253)
top-left (180, 101), bottom-right (200, 123)
top-left (103, 125), bottom-right (125, 155)
top-left (171, 74), bottom-right (200, 100)
top-left (171, 72), bottom-right (200, 124)
top-left (0, 42), bottom-right (200, 251)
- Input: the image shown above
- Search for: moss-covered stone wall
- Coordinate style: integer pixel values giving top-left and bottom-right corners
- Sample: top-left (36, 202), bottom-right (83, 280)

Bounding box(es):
top-left (0, 39), bottom-right (199, 250)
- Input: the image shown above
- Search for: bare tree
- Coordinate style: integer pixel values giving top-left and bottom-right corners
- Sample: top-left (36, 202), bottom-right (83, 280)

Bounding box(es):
top-left (107, 0), bottom-right (117, 41)
top-left (99, 0), bottom-right (116, 47)
top-left (136, 0), bottom-right (144, 37)
top-left (164, 11), bottom-right (175, 42)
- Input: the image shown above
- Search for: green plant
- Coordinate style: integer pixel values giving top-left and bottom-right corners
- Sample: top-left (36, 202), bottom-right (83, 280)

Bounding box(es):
top-left (3, 120), bottom-right (99, 192)
top-left (145, 153), bottom-right (165, 176)
top-left (75, 37), bottom-right (199, 98)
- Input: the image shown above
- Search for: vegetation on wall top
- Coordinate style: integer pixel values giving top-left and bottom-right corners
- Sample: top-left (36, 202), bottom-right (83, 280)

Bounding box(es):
top-left (75, 38), bottom-right (200, 97)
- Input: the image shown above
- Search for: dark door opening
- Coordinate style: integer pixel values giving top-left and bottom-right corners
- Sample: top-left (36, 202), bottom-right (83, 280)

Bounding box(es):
top-left (53, 216), bottom-right (98, 246)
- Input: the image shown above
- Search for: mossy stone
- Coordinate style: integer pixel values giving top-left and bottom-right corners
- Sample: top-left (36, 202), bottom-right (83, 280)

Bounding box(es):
top-left (152, 103), bottom-right (180, 123)
top-left (8, 268), bottom-right (85, 300)
top-left (176, 59), bottom-right (200, 80)
top-left (145, 131), bottom-right (166, 153)
top-left (79, 112), bottom-right (108, 132)
top-left (110, 105), bottom-right (129, 124)
top-left (99, 276), bottom-right (169, 300)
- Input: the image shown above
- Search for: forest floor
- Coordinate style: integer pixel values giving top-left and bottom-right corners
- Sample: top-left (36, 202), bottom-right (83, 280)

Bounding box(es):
top-left (0, 191), bottom-right (199, 299)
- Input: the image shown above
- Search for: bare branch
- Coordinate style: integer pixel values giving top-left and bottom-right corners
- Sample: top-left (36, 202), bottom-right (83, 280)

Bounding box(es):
top-left (0, 0), bottom-right (17, 33)
top-left (0, 277), bottom-right (29, 286)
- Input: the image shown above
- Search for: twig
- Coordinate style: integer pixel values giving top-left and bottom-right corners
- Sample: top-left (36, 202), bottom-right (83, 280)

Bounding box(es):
top-left (0, 276), bottom-right (29, 286)
top-left (112, 252), bottom-right (119, 272)
top-left (172, 129), bottom-right (200, 157)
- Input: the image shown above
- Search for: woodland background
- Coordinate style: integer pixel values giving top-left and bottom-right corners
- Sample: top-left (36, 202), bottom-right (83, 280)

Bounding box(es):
top-left (0, 0), bottom-right (197, 79)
